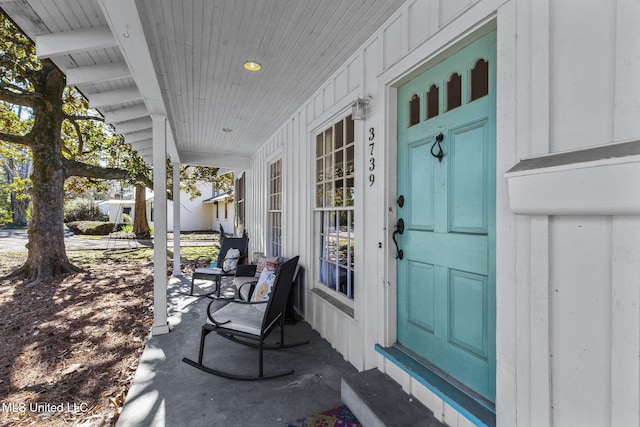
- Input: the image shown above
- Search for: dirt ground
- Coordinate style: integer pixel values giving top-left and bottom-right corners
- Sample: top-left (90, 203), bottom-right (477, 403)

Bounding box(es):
top-left (0, 248), bottom-right (207, 427)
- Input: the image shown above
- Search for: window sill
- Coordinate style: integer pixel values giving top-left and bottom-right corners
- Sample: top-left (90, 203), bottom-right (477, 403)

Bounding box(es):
top-left (311, 287), bottom-right (354, 318)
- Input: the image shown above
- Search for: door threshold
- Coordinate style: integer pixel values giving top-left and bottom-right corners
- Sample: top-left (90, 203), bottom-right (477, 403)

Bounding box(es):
top-left (375, 344), bottom-right (496, 427)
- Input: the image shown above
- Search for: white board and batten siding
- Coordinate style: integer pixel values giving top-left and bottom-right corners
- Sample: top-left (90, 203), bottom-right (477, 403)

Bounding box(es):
top-left (247, 1), bottom-right (640, 426)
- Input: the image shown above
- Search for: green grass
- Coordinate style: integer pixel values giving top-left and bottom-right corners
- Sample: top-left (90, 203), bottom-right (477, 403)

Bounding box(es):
top-left (175, 246), bottom-right (219, 260)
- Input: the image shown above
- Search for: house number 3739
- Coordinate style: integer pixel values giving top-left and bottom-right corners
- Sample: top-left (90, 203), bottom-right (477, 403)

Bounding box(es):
top-left (368, 127), bottom-right (375, 186)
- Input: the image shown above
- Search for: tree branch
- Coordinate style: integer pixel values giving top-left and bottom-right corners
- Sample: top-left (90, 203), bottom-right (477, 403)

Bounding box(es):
top-left (0, 131), bottom-right (32, 146)
top-left (67, 119), bottom-right (84, 156)
top-left (62, 158), bottom-right (130, 180)
top-left (65, 114), bottom-right (104, 122)
top-left (0, 86), bottom-right (36, 108)
top-left (0, 82), bottom-right (33, 96)
top-left (62, 158), bottom-right (153, 190)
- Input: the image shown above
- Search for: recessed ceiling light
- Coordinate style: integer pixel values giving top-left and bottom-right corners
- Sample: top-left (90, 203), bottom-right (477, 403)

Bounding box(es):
top-left (243, 61), bottom-right (262, 72)
top-left (222, 128), bottom-right (233, 132)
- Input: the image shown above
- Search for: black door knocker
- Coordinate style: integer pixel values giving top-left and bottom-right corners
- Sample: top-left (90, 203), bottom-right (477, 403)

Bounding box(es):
top-left (430, 132), bottom-right (445, 162)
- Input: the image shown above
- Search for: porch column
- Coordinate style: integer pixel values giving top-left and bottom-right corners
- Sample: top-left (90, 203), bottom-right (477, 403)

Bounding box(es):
top-left (172, 161), bottom-right (182, 276)
top-left (152, 114), bottom-right (169, 335)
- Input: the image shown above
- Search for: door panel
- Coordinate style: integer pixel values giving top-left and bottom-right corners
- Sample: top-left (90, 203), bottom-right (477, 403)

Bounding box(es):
top-left (396, 31), bottom-right (496, 401)
top-left (449, 121), bottom-right (489, 233)
top-left (408, 140), bottom-right (435, 230)
top-left (407, 260), bottom-right (436, 333)
top-left (449, 269), bottom-right (488, 359)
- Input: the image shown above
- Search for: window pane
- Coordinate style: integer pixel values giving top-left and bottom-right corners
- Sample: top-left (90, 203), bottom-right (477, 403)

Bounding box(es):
top-left (426, 84), bottom-right (439, 119)
top-left (316, 133), bottom-right (323, 158)
top-left (335, 149), bottom-right (344, 177)
top-left (346, 145), bottom-right (354, 176)
top-left (325, 154), bottom-right (333, 180)
top-left (346, 177), bottom-right (354, 206)
top-left (328, 210), bottom-right (337, 233)
top-left (325, 181), bottom-right (334, 207)
top-left (316, 158), bottom-right (324, 183)
top-left (348, 211), bottom-right (355, 268)
top-left (409, 94), bottom-right (420, 126)
top-left (335, 119), bottom-right (344, 148)
top-left (447, 72), bottom-right (462, 111)
top-left (346, 115), bottom-right (354, 143)
top-left (333, 180), bottom-right (342, 207)
top-left (324, 128), bottom-right (333, 153)
top-left (470, 59), bottom-right (489, 101)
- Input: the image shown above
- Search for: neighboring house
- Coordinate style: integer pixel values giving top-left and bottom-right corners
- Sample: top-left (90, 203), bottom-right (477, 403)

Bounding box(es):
top-left (5, 2), bottom-right (640, 427)
top-left (202, 191), bottom-right (235, 235)
top-left (98, 199), bottom-right (134, 224)
top-left (99, 182), bottom-right (233, 232)
top-left (160, 182), bottom-right (234, 232)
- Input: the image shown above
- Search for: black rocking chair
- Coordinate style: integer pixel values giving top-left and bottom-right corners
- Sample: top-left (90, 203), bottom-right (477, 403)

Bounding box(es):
top-left (189, 236), bottom-right (249, 298)
top-left (182, 256), bottom-right (308, 380)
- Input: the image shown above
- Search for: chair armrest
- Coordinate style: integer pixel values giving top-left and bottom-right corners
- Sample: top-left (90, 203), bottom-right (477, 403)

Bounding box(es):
top-left (237, 280), bottom-right (258, 301)
top-left (235, 264), bottom-right (257, 277)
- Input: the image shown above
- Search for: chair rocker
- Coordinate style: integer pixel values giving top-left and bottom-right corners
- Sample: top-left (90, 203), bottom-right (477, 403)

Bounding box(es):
top-left (182, 256), bottom-right (308, 380)
top-left (189, 236), bottom-right (249, 298)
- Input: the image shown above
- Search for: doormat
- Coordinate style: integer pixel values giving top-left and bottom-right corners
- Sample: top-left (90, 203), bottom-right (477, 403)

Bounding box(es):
top-left (285, 405), bottom-right (361, 427)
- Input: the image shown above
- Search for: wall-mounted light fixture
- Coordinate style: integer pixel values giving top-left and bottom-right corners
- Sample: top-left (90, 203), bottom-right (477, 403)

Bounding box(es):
top-left (351, 96), bottom-right (371, 120)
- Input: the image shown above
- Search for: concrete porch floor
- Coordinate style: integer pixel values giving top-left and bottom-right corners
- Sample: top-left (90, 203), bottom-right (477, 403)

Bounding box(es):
top-left (116, 276), bottom-right (360, 427)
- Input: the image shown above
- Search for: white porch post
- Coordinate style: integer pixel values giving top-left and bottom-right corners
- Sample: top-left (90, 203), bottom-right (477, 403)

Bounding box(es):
top-left (152, 114), bottom-right (169, 335)
top-left (172, 161), bottom-right (182, 276)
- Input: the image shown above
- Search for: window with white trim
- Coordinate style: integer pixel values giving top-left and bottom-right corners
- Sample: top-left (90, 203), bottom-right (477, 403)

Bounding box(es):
top-left (315, 115), bottom-right (355, 299)
top-left (235, 172), bottom-right (245, 231)
top-left (268, 159), bottom-right (282, 257)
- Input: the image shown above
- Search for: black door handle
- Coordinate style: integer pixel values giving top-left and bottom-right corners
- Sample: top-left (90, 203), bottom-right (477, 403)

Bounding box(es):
top-left (392, 218), bottom-right (404, 260)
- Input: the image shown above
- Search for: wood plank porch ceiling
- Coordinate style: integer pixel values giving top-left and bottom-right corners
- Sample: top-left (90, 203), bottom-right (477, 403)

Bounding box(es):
top-left (1, 0), bottom-right (405, 167)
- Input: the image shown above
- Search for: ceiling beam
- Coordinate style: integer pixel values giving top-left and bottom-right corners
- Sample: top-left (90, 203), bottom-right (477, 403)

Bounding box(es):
top-left (135, 146), bottom-right (153, 157)
top-left (124, 129), bottom-right (152, 144)
top-left (129, 139), bottom-right (152, 149)
top-left (113, 116), bottom-right (152, 134)
top-left (36, 26), bottom-right (116, 59)
top-left (103, 104), bottom-right (149, 124)
top-left (180, 152), bottom-right (251, 170)
top-left (65, 61), bottom-right (131, 86)
top-left (87, 86), bottom-right (142, 109)
top-left (98, 0), bottom-right (180, 164)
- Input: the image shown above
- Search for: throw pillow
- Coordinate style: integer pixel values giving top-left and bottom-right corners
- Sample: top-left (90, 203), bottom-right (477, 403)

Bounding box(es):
top-left (254, 255), bottom-right (279, 277)
top-left (251, 268), bottom-right (277, 302)
top-left (222, 248), bottom-right (241, 272)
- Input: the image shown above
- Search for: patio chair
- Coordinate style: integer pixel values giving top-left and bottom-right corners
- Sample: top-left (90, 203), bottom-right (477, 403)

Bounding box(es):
top-left (182, 256), bottom-right (309, 380)
top-left (189, 236), bottom-right (249, 298)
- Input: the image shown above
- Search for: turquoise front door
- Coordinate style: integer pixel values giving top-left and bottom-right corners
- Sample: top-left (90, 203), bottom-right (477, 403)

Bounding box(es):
top-left (396, 31), bottom-right (496, 401)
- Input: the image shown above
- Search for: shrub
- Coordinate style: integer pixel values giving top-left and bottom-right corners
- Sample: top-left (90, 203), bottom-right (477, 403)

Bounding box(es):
top-left (66, 221), bottom-right (115, 235)
top-left (64, 199), bottom-right (108, 222)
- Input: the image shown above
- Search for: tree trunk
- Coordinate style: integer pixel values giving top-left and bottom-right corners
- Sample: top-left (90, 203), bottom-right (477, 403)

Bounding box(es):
top-left (10, 193), bottom-right (29, 226)
top-left (4, 156), bottom-right (30, 226)
top-left (7, 66), bottom-right (81, 284)
top-left (133, 183), bottom-right (151, 239)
